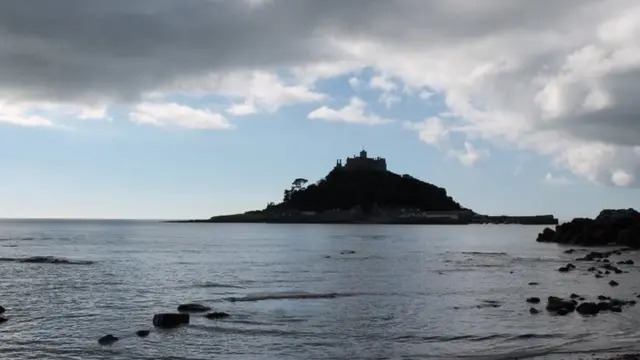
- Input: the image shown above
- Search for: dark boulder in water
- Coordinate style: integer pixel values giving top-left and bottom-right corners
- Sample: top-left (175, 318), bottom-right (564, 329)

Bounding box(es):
top-left (177, 303), bottom-right (211, 313)
top-left (0, 316), bottom-right (7, 324)
top-left (136, 330), bottom-right (150, 337)
top-left (0, 306), bottom-right (5, 314)
top-left (152, 313), bottom-right (190, 328)
top-left (546, 296), bottom-right (576, 313)
top-left (526, 297), bottom-right (540, 304)
top-left (529, 308), bottom-right (540, 314)
top-left (576, 302), bottom-right (600, 315)
top-left (205, 312), bottom-right (230, 319)
top-left (528, 282), bottom-right (539, 286)
top-left (609, 280), bottom-right (619, 287)
top-left (98, 334), bottom-right (119, 345)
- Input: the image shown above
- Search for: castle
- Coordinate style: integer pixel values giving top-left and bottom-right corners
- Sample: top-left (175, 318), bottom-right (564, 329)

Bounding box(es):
top-left (335, 150), bottom-right (387, 172)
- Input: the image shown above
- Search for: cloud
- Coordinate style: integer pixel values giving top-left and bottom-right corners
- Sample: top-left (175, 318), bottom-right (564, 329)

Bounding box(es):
top-left (308, 97), bottom-right (391, 125)
top-left (448, 141), bottom-right (490, 167)
top-left (404, 117), bottom-right (450, 149)
top-left (2, 0), bottom-right (640, 185)
top-left (129, 102), bottom-right (233, 130)
top-left (348, 77), bottom-right (361, 91)
top-left (543, 172), bottom-right (572, 186)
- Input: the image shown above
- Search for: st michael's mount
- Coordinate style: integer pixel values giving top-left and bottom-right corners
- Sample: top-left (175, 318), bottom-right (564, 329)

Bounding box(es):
top-left (174, 150), bottom-right (558, 225)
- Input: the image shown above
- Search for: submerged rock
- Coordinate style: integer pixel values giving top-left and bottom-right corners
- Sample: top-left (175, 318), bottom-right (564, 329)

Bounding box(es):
top-left (152, 313), bottom-right (190, 329)
top-left (205, 312), bottom-right (230, 319)
top-left (136, 330), bottom-right (150, 337)
top-left (528, 282), bottom-right (539, 286)
top-left (526, 297), bottom-right (541, 304)
top-left (609, 280), bottom-right (620, 287)
top-left (98, 334), bottom-right (119, 345)
top-left (177, 303), bottom-right (211, 313)
top-left (546, 296), bottom-right (576, 313)
top-left (0, 306), bottom-right (5, 314)
top-left (529, 308), bottom-right (540, 314)
top-left (576, 302), bottom-right (600, 315)
top-left (0, 316), bottom-right (7, 324)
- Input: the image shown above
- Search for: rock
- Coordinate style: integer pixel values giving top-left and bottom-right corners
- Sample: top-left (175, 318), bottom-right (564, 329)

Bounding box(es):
top-left (576, 302), bottom-right (600, 315)
top-left (558, 266), bottom-right (571, 272)
top-left (546, 296), bottom-right (576, 313)
top-left (579, 297), bottom-right (586, 301)
top-left (136, 330), bottom-right (150, 337)
top-left (177, 303), bottom-right (211, 313)
top-left (597, 302), bottom-right (612, 311)
top-left (340, 250), bottom-right (356, 255)
top-left (0, 306), bottom-right (5, 314)
top-left (538, 209), bottom-right (640, 247)
top-left (588, 267), bottom-right (597, 272)
top-left (596, 274), bottom-right (604, 278)
top-left (536, 227), bottom-right (556, 242)
top-left (617, 224), bottom-right (640, 248)
top-left (152, 313), bottom-right (190, 329)
top-left (614, 268), bottom-right (623, 274)
top-left (564, 249), bottom-right (576, 254)
top-left (598, 295), bottom-right (610, 301)
top-left (0, 316), bottom-right (7, 324)
top-left (611, 306), bottom-right (623, 313)
top-left (603, 259), bottom-right (610, 263)
top-left (528, 282), bottom-right (539, 286)
top-left (623, 260), bottom-right (635, 265)
top-left (98, 334), bottom-right (119, 345)
top-left (609, 280), bottom-right (620, 287)
top-left (526, 297), bottom-right (541, 304)
top-left (529, 308), bottom-right (540, 314)
top-left (556, 308), bottom-right (571, 316)
top-left (570, 293), bottom-right (580, 299)
top-left (566, 263), bottom-right (576, 269)
top-left (205, 312), bottom-right (230, 319)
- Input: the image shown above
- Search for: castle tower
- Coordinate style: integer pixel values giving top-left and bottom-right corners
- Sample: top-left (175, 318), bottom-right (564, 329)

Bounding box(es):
top-left (359, 149), bottom-right (367, 159)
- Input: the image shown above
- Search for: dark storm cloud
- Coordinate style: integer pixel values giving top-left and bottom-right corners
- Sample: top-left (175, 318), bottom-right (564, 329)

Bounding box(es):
top-left (0, 0), bottom-right (596, 103)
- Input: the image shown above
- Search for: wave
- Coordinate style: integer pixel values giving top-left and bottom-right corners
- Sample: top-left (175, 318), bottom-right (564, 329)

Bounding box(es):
top-left (460, 252), bottom-right (509, 256)
top-left (197, 282), bottom-right (245, 289)
top-left (0, 256), bottom-right (94, 265)
top-left (225, 291), bottom-right (356, 302)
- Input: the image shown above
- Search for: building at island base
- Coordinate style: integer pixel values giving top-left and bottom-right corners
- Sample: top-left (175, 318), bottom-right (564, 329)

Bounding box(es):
top-left (335, 150), bottom-right (387, 172)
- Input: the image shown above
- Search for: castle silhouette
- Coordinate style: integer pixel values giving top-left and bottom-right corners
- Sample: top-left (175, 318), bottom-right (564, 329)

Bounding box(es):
top-left (335, 149), bottom-right (387, 172)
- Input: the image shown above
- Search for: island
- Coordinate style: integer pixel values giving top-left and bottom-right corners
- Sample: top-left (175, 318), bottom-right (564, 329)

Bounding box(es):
top-left (174, 150), bottom-right (558, 225)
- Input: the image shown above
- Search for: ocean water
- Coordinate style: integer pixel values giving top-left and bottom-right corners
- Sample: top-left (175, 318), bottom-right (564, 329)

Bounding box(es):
top-left (0, 220), bottom-right (639, 360)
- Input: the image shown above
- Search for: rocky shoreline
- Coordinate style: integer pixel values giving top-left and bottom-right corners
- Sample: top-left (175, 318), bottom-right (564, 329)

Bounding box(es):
top-left (536, 208), bottom-right (640, 248)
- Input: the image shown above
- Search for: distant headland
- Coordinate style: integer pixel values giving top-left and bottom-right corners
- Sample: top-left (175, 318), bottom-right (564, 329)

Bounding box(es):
top-left (173, 150), bottom-right (558, 225)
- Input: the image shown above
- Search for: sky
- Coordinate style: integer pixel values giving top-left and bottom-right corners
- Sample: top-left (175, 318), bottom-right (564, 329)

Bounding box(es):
top-left (1, 0), bottom-right (640, 220)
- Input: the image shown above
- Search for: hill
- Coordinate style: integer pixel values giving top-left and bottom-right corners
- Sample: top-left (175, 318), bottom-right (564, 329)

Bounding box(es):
top-left (275, 166), bottom-right (464, 214)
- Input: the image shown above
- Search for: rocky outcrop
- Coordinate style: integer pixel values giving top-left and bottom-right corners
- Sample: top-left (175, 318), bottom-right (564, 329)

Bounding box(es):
top-left (152, 313), bottom-right (190, 328)
top-left (536, 209), bottom-right (640, 247)
top-left (98, 334), bottom-right (119, 345)
top-left (177, 303), bottom-right (211, 313)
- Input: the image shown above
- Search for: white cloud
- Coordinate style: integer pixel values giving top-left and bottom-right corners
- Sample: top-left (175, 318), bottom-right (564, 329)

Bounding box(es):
top-left (370, 74), bottom-right (397, 93)
top-left (348, 77), bottom-right (361, 91)
top-left (129, 102), bottom-right (233, 130)
top-left (543, 172), bottom-right (572, 186)
top-left (448, 141), bottom-right (490, 167)
top-left (419, 90), bottom-right (435, 100)
top-left (404, 117), bottom-right (450, 149)
top-left (308, 97), bottom-right (391, 125)
top-left (226, 100), bottom-right (257, 116)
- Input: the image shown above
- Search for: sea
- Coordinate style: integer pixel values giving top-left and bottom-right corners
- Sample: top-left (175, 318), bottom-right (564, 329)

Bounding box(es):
top-left (0, 220), bottom-right (639, 360)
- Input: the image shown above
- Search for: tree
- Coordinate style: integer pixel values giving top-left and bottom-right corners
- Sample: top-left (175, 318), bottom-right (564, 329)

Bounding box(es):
top-left (292, 178), bottom-right (308, 191)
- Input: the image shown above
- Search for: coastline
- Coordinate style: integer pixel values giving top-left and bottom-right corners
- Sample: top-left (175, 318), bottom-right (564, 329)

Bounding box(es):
top-left (167, 211), bottom-right (559, 225)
